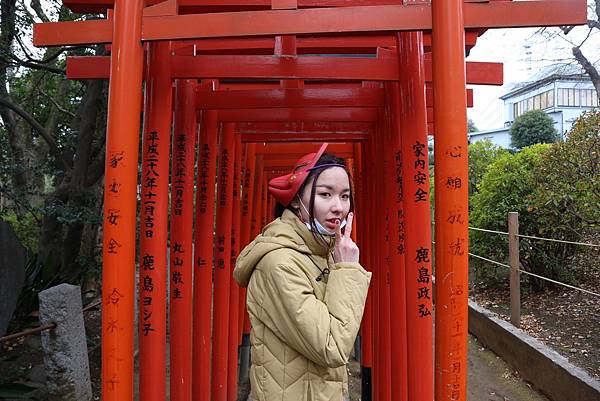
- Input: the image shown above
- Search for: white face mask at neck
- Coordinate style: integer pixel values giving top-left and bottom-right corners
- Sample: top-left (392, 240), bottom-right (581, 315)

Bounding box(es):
top-left (298, 198), bottom-right (347, 236)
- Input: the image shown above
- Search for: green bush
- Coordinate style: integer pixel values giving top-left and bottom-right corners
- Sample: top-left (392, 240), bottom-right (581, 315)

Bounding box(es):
top-left (510, 109), bottom-right (559, 149)
top-left (470, 144), bottom-right (550, 284)
top-left (534, 110), bottom-right (599, 232)
top-left (0, 212), bottom-right (41, 252)
top-left (529, 111), bottom-right (600, 284)
top-left (471, 111), bottom-right (600, 289)
top-left (468, 139), bottom-right (510, 199)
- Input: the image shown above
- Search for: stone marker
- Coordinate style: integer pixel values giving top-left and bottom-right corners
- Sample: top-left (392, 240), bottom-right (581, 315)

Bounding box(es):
top-left (38, 284), bottom-right (92, 401)
top-left (0, 219), bottom-right (26, 337)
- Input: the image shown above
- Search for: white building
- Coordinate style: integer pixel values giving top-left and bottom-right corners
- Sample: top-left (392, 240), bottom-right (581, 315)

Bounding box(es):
top-left (468, 65), bottom-right (598, 148)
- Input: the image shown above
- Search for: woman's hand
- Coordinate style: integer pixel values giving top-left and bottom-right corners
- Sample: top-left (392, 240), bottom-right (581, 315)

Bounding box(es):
top-left (333, 212), bottom-right (360, 263)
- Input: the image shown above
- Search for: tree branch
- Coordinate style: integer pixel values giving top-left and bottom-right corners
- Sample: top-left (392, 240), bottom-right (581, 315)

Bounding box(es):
top-left (41, 89), bottom-right (76, 119)
top-left (572, 46), bottom-right (600, 95)
top-left (7, 53), bottom-right (65, 74)
top-left (588, 19), bottom-right (600, 30)
top-left (29, 0), bottom-right (50, 23)
top-left (0, 96), bottom-right (71, 171)
top-left (12, 35), bottom-right (86, 66)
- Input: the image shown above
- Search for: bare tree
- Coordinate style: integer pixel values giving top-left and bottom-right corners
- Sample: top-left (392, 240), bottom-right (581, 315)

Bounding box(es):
top-left (549, 1), bottom-right (600, 96)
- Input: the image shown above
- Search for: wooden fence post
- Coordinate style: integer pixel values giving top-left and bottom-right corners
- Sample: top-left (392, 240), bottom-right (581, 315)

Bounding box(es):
top-left (508, 212), bottom-right (521, 328)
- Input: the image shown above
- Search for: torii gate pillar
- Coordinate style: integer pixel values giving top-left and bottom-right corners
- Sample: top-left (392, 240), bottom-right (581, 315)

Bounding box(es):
top-left (101, 1), bottom-right (144, 400)
top-left (432, 1), bottom-right (470, 401)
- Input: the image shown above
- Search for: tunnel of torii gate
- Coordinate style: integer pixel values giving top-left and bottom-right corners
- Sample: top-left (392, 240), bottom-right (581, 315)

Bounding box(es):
top-left (34, 1), bottom-right (586, 400)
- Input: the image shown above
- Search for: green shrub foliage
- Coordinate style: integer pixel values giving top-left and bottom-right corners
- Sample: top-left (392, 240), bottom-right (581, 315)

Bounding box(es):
top-left (471, 111), bottom-right (599, 289)
top-left (470, 144), bottom-right (550, 285)
top-left (510, 109), bottom-right (560, 149)
top-left (535, 111), bottom-right (599, 233)
top-left (468, 139), bottom-right (510, 199)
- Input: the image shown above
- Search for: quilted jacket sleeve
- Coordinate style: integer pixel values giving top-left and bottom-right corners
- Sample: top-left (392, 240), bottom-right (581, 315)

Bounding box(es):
top-left (262, 260), bottom-right (372, 369)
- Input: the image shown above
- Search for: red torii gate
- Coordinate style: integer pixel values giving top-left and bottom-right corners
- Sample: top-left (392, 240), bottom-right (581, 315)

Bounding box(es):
top-left (33, 1), bottom-right (586, 401)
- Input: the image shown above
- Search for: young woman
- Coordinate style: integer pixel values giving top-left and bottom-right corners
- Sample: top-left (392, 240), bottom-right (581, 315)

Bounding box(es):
top-left (234, 143), bottom-right (372, 401)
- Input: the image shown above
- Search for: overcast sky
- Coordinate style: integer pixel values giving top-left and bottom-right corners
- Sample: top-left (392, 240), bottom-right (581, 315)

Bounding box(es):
top-left (466, 22), bottom-right (600, 131)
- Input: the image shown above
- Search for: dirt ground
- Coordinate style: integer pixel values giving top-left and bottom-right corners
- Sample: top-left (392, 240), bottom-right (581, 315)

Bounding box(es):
top-left (471, 283), bottom-right (600, 381)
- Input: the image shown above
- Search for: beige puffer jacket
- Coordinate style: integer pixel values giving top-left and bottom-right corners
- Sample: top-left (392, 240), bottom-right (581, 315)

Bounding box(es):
top-left (234, 209), bottom-right (372, 401)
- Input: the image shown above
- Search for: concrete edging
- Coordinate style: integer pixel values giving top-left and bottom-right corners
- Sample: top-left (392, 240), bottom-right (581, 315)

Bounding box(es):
top-left (468, 300), bottom-right (600, 401)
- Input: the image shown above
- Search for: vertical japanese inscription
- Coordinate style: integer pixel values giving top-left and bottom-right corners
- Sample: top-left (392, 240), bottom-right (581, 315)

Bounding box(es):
top-left (198, 143), bottom-right (210, 214)
top-left (174, 134), bottom-right (187, 216)
top-left (394, 150), bottom-right (406, 256)
top-left (415, 246), bottom-right (432, 318)
top-left (242, 165), bottom-right (251, 218)
top-left (441, 141), bottom-right (467, 400)
top-left (219, 149), bottom-right (229, 207)
top-left (411, 140), bottom-right (432, 318)
top-left (171, 241), bottom-right (185, 299)
top-left (412, 140), bottom-right (428, 203)
top-left (140, 130), bottom-right (162, 336)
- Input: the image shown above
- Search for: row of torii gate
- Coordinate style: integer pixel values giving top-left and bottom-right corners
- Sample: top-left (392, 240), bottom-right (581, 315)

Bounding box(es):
top-left (34, 1), bottom-right (586, 400)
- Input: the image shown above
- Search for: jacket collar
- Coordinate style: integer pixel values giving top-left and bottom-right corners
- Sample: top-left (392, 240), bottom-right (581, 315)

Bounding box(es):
top-left (281, 209), bottom-right (334, 257)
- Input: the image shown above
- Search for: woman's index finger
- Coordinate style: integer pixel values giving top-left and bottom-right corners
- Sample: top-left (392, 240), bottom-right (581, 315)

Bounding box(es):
top-left (335, 220), bottom-right (343, 241)
top-left (344, 213), bottom-right (353, 238)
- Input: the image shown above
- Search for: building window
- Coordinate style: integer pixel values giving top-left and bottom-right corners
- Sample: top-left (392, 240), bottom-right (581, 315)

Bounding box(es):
top-left (512, 89), bottom-right (555, 118)
top-left (557, 88), bottom-right (599, 107)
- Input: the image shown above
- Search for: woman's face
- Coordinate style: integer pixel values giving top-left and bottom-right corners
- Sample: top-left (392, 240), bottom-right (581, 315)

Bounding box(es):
top-left (297, 167), bottom-right (351, 232)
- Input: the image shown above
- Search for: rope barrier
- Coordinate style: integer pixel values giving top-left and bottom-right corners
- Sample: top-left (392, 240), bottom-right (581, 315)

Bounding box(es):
top-left (434, 220), bottom-right (599, 248)
top-left (468, 227), bottom-right (509, 235)
top-left (468, 252), bottom-right (510, 268)
top-left (0, 297), bottom-right (102, 344)
top-left (468, 252), bottom-right (600, 298)
top-left (465, 224), bottom-right (598, 248)
top-left (516, 269), bottom-right (600, 298)
top-left (517, 233), bottom-right (600, 248)
top-left (432, 221), bottom-right (509, 236)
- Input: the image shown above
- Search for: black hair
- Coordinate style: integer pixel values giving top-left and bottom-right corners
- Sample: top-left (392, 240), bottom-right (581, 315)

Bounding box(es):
top-left (274, 153), bottom-right (354, 248)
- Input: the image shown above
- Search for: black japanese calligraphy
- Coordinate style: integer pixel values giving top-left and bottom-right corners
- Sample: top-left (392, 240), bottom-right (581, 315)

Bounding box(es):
top-left (107, 238), bottom-right (121, 254)
top-left (143, 275), bottom-right (154, 292)
top-left (106, 209), bottom-right (120, 226)
top-left (445, 145), bottom-right (463, 158)
top-left (142, 254), bottom-right (155, 271)
top-left (418, 304), bottom-right (431, 318)
top-left (107, 288), bottom-right (123, 305)
top-left (417, 287), bottom-right (431, 300)
top-left (413, 141), bottom-right (426, 158)
top-left (417, 266), bottom-right (430, 284)
top-left (413, 171), bottom-right (426, 185)
top-left (109, 152), bottom-right (124, 168)
top-left (109, 179), bottom-right (121, 194)
top-left (142, 323), bottom-right (155, 336)
top-left (445, 176), bottom-right (462, 190)
top-left (172, 271), bottom-right (184, 284)
top-left (415, 247), bottom-right (430, 263)
top-left (414, 188), bottom-right (428, 202)
top-left (450, 238), bottom-right (465, 256)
